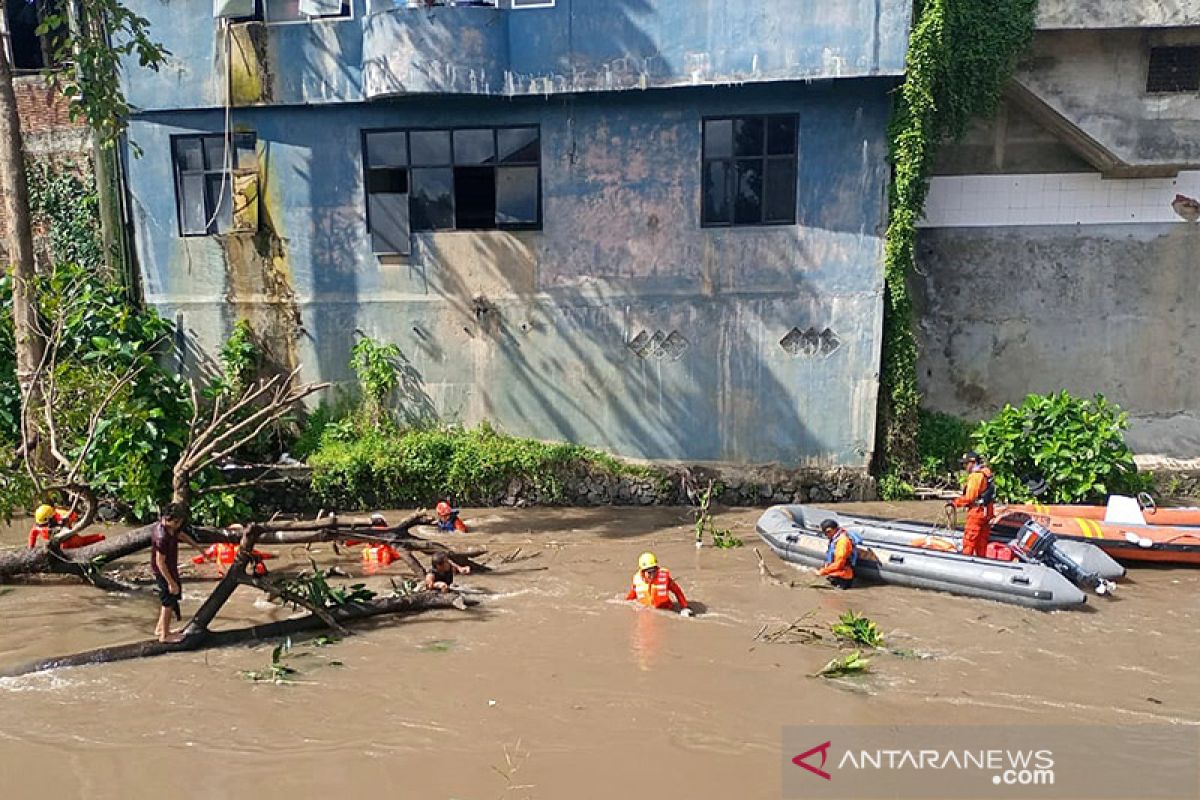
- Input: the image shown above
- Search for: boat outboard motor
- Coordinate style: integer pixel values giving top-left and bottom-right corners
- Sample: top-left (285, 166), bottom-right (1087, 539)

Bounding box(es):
top-left (1009, 520), bottom-right (1116, 596)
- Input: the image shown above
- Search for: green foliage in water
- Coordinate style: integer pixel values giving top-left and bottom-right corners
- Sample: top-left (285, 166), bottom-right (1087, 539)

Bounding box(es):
top-left (813, 650), bottom-right (872, 678)
top-left (878, 0), bottom-right (1038, 483)
top-left (278, 565), bottom-right (377, 609)
top-left (830, 610), bottom-right (885, 649)
top-left (971, 391), bottom-right (1149, 503)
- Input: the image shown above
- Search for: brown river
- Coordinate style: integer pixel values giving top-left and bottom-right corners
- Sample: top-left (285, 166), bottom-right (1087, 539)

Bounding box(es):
top-left (2, 501), bottom-right (1199, 799)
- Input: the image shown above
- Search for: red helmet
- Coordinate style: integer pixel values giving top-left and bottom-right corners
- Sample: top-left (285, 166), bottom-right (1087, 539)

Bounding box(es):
top-left (436, 501), bottom-right (452, 517)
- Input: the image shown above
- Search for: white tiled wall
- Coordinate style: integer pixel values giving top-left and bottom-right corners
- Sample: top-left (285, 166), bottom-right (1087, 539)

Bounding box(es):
top-left (919, 171), bottom-right (1200, 227)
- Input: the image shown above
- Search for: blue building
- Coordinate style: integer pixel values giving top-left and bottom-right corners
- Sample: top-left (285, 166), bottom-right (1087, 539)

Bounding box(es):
top-left (119, 0), bottom-right (911, 468)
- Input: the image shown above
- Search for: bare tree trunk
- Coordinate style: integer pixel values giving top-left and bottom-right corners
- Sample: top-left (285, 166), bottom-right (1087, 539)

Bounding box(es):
top-left (0, 591), bottom-right (473, 677)
top-left (0, 20), bottom-right (46, 452)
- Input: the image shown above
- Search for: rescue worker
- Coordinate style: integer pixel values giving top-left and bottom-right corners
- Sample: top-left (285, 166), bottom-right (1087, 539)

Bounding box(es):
top-left (434, 501), bottom-right (468, 533)
top-left (425, 551), bottom-right (471, 592)
top-left (625, 552), bottom-right (693, 616)
top-left (817, 519), bottom-right (860, 589)
top-left (26, 503), bottom-right (105, 549)
top-left (948, 451), bottom-right (995, 558)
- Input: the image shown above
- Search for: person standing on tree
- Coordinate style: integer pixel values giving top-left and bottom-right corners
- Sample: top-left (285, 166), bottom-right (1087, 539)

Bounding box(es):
top-left (948, 451), bottom-right (995, 558)
top-left (151, 503), bottom-right (202, 643)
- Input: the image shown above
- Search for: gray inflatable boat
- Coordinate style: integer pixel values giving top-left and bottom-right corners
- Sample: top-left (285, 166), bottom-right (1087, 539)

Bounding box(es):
top-left (757, 506), bottom-right (1087, 610)
top-left (793, 506), bottom-right (1125, 584)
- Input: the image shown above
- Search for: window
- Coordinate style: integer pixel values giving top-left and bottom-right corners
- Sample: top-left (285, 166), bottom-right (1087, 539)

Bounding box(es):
top-left (217, 0), bottom-right (352, 23)
top-left (1146, 46), bottom-right (1200, 93)
top-left (4, 0), bottom-right (65, 71)
top-left (701, 115), bottom-right (797, 227)
top-left (362, 126), bottom-right (541, 254)
top-left (172, 133), bottom-right (258, 236)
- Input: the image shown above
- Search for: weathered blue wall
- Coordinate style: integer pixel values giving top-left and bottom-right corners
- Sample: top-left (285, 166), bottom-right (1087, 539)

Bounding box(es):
top-left (122, 0), bottom-right (909, 109)
top-left (127, 81), bottom-right (893, 466)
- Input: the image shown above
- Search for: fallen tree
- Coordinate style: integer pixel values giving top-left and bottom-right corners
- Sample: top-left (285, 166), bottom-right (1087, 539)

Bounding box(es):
top-left (0, 522), bottom-right (480, 678)
top-left (0, 511), bottom-right (487, 583)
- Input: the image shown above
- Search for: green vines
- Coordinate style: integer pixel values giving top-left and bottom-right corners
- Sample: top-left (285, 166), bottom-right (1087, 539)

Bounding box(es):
top-left (879, 0), bottom-right (1038, 480)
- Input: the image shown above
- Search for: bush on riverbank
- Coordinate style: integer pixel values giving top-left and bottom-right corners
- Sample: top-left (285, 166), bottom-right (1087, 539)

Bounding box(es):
top-left (308, 421), bottom-right (656, 510)
top-left (972, 391), bottom-right (1150, 503)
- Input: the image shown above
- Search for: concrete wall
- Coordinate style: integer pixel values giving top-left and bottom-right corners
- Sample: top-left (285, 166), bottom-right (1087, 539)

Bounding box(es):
top-left (121, 0), bottom-right (909, 110)
top-left (1013, 28), bottom-right (1200, 172)
top-left (914, 224), bottom-right (1200, 458)
top-left (126, 81), bottom-right (893, 466)
top-left (1037, 1), bottom-right (1200, 29)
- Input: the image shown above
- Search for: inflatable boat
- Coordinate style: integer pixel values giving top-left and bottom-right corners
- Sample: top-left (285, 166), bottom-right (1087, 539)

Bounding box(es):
top-left (991, 510), bottom-right (1200, 565)
top-left (789, 506), bottom-right (1125, 584)
top-left (756, 506), bottom-right (1087, 611)
top-left (1003, 494), bottom-right (1200, 529)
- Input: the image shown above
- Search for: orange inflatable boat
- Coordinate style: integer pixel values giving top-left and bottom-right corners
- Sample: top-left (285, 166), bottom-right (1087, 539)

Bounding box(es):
top-left (991, 510), bottom-right (1200, 565)
top-left (1005, 495), bottom-right (1200, 528)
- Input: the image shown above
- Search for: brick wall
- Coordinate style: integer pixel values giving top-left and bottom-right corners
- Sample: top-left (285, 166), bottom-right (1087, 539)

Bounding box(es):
top-left (12, 73), bottom-right (90, 157)
top-left (1, 75), bottom-right (94, 264)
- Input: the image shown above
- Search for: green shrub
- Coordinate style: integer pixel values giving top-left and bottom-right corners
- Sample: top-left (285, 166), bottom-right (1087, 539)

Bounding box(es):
top-left (308, 422), bottom-right (649, 510)
top-left (878, 470), bottom-right (915, 501)
top-left (916, 409), bottom-right (974, 484)
top-left (971, 391), bottom-right (1149, 503)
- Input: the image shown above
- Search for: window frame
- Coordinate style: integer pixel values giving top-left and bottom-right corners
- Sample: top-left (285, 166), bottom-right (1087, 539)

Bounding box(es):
top-left (233, 0), bottom-right (354, 26)
top-left (170, 132), bottom-right (257, 238)
top-left (1145, 45), bottom-right (1200, 94)
top-left (700, 113), bottom-right (799, 229)
top-left (361, 123), bottom-right (542, 254)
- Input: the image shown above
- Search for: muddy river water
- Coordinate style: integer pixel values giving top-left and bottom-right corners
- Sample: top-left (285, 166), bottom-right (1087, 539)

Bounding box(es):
top-left (1, 501), bottom-right (1199, 799)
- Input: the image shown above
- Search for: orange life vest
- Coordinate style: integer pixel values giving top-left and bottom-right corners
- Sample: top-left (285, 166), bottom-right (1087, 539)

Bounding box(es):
top-left (363, 544), bottom-right (401, 565)
top-left (631, 567), bottom-right (675, 609)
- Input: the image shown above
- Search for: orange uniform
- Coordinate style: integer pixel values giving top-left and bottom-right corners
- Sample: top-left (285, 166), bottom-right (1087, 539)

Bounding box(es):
top-left (818, 530), bottom-right (856, 580)
top-left (625, 567), bottom-right (688, 611)
top-left (26, 507), bottom-right (104, 550)
top-left (952, 466), bottom-right (994, 557)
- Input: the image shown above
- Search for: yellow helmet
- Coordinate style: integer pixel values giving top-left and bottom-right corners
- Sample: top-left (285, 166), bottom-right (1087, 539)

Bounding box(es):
top-left (638, 552), bottom-right (658, 571)
top-left (34, 504), bottom-right (55, 524)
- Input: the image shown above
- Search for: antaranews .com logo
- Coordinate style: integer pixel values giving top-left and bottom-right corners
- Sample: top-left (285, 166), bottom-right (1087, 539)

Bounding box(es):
top-left (782, 725), bottom-right (1197, 799)
top-left (793, 739), bottom-right (1055, 786)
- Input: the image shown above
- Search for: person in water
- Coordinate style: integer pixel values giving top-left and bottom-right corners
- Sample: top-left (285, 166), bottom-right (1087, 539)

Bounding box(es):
top-left (948, 451), bottom-right (995, 558)
top-left (151, 503), bottom-right (202, 643)
top-left (26, 503), bottom-right (105, 549)
top-left (625, 551), bottom-right (693, 616)
top-left (425, 551), bottom-right (471, 592)
top-left (434, 501), bottom-right (468, 533)
top-left (817, 519), bottom-right (860, 589)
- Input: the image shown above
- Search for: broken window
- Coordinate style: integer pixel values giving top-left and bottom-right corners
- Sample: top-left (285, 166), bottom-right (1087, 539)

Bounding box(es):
top-left (362, 125), bottom-right (541, 254)
top-left (172, 132), bottom-right (258, 237)
top-left (3, 0), bottom-right (65, 71)
top-left (1146, 46), bottom-right (1200, 93)
top-left (701, 114), bottom-right (797, 227)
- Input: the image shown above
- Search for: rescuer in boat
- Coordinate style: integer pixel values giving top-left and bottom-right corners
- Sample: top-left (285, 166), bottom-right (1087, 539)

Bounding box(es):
top-left (26, 503), bottom-right (105, 550)
top-left (434, 501), bottom-right (469, 533)
top-left (817, 519), bottom-right (861, 589)
top-left (948, 451), bottom-right (995, 558)
top-left (425, 551), bottom-right (471, 591)
top-left (625, 552), bottom-right (693, 616)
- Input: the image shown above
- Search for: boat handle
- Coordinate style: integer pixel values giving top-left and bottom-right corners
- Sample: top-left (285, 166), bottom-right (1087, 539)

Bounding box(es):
top-left (785, 535), bottom-right (799, 544)
top-left (1010, 575), bottom-right (1031, 585)
top-left (890, 555), bottom-right (904, 564)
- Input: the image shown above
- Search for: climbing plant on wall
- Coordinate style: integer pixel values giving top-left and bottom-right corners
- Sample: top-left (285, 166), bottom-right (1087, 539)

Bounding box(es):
top-left (878, 0), bottom-right (1038, 492)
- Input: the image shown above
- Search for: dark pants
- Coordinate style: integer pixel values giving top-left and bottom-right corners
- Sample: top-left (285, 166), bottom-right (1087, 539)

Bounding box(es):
top-left (827, 576), bottom-right (854, 590)
top-left (155, 575), bottom-right (182, 619)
